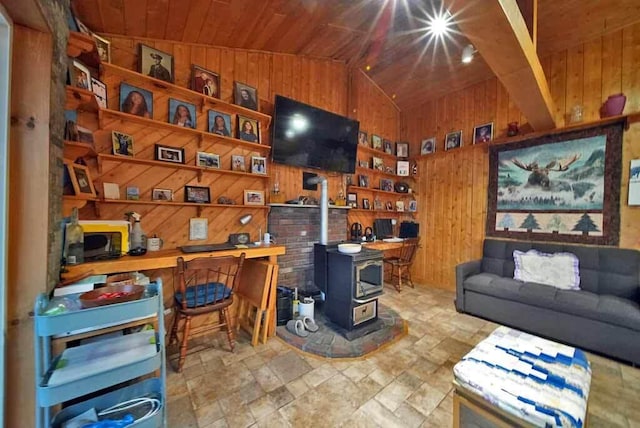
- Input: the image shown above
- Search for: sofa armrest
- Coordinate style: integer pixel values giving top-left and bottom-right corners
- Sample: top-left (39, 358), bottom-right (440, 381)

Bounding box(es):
top-left (455, 260), bottom-right (482, 312)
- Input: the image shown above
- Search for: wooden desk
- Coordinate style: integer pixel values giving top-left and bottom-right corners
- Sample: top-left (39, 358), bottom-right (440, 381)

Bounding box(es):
top-left (363, 241), bottom-right (404, 251)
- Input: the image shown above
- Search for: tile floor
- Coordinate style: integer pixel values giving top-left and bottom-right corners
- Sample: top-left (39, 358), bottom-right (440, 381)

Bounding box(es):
top-left (166, 285), bottom-right (640, 427)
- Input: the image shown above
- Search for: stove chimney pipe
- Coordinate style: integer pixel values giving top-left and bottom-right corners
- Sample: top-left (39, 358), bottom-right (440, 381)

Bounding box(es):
top-left (306, 175), bottom-right (328, 244)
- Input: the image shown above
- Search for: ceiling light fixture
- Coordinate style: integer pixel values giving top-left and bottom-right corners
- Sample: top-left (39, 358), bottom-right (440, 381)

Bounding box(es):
top-left (427, 11), bottom-right (452, 37)
top-left (461, 44), bottom-right (477, 64)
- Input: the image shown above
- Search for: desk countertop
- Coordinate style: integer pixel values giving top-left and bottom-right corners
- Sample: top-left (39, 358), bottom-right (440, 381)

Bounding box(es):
top-left (363, 241), bottom-right (404, 251)
top-left (62, 245), bottom-right (286, 279)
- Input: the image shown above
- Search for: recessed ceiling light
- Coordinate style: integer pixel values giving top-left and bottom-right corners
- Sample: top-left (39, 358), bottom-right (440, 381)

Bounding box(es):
top-left (461, 44), bottom-right (476, 64)
top-left (365, 65), bottom-right (371, 71)
top-left (427, 11), bottom-right (452, 37)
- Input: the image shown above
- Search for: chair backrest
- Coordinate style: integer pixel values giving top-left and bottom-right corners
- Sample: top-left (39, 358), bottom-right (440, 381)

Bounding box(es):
top-left (175, 253), bottom-right (245, 310)
top-left (400, 238), bottom-right (420, 263)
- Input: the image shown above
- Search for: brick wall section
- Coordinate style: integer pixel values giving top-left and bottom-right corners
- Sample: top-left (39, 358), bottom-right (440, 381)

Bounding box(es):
top-left (268, 205), bottom-right (348, 293)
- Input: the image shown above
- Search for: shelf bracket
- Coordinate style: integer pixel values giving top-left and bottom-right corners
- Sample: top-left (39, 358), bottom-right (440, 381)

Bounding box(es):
top-left (93, 201), bottom-right (101, 218)
top-left (198, 133), bottom-right (204, 149)
top-left (97, 156), bottom-right (104, 174)
top-left (197, 169), bottom-right (203, 183)
top-left (197, 205), bottom-right (203, 217)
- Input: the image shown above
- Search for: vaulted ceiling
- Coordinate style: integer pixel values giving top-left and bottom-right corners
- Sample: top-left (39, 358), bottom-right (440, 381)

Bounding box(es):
top-left (73, 0), bottom-right (640, 110)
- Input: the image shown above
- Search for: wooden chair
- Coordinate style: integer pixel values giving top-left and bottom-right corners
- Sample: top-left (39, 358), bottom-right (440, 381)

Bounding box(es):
top-left (383, 238), bottom-right (420, 292)
top-left (169, 254), bottom-right (245, 372)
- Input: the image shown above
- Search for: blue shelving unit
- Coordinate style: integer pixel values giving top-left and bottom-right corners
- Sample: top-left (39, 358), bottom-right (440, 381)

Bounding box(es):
top-left (34, 280), bottom-right (166, 427)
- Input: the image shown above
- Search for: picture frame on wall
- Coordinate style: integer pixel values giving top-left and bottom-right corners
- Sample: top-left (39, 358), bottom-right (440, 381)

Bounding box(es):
top-left (383, 139), bottom-right (393, 154)
top-left (90, 77), bottom-right (107, 108)
top-left (374, 198), bottom-right (383, 211)
top-left (152, 188), bottom-right (173, 201)
top-left (251, 156), bottom-right (267, 174)
top-left (380, 178), bottom-right (394, 192)
top-left (233, 81), bottom-right (259, 110)
top-left (120, 82), bottom-right (153, 118)
top-left (238, 116), bottom-right (260, 143)
top-left (139, 44), bottom-right (174, 83)
top-left (397, 160), bottom-right (410, 177)
top-left (70, 59), bottom-right (92, 91)
top-left (168, 98), bottom-right (197, 129)
top-left (372, 157), bottom-right (384, 171)
top-left (93, 33), bottom-right (111, 63)
top-left (196, 151), bottom-right (220, 169)
top-left (386, 201), bottom-right (393, 211)
top-left (231, 155), bottom-right (246, 172)
top-left (473, 122), bottom-right (494, 144)
top-left (190, 65), bottom-right (220, 98)
top-left (371, 134), bottom-right (382, 150)
top-left (347, 192), bottom-right (358, 208)
top-left (396, 201), bottom-right (405, 212)
top-left (358, 131), bottom-right (369, 147)
top-left (208, 110), bottom-right (232, 137)
top-left (112, 131), bottom-right (134, 157)
top-left (358, 175), bottom-right (369, 188)
top-left (244, 190), bottom-right (265, 205)
top-left (408, 200), bottom-right (418, 212)
top-left (65, 161), bottom-right (97, 198)
top-left (445, 130), bottom-right (463, 150)
top-left (421, 137), bottom-right (436, 154)
top-left (185, 185), bottom-right (211, 204)
top-left (396, 142), bottom-right (409, 158)
top-left (154, 144), bottom-right (185, 164)
top-left (362, 198), bottom-right (370, 210)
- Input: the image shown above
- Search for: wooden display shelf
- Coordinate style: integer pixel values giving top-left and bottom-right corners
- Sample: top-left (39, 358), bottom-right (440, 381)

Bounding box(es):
top-left (64, 140), bottom-right (97, 160)
top-left (101, 63), bottom-right (272, 127)
top-left (358, 145), bottom-right (406, 161)
top-left (97, 198), bottom-right (269, 216)
top-left (355, 166), bottom-right (412, 180)
top-left (63, 196), bottom-right (97, 217)
top-left (350, 208), bottom-right (417, 215)
top-left (67, 31), bottom-right (95, 58)
top-left (347, 185), bottom-right (417, 197)
top-left (65, 86), bottom-right (99, 112)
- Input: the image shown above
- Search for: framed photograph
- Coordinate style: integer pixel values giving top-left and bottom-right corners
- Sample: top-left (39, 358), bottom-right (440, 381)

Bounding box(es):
top-left (185, 185), bottom-right (211, 204)
top-left (408, 200), bottom-right (418, 212)
top-left (445, 130), bottom-right (463, 150)
top-left (251, 156), bottom-right (267, 174)
top-left (473, 122), bottom-right (494, 144)
top-left (244, 190), bottom-right (265, 205)
top-left (190, 65), bottom-right (220, 98)
top-left (152, 188), bottom-right (173, 201)
top-left (112, 131), bottom-right (134, 156)
top-left (126, 186), bottom-right (140, 200)
top-left (64, 110), bottom-right (78, 141)
top-left (386, 201), bottom-right (393, 211)
top-left (168, 98), bottom-right (196, 129)
top-left (70, 60), bottom-right (92, 91)
top-left (421, 137), bottom-right (436, 155)
top-left (374, 198), bottom-right (383, 210)
top-left (380, 178), bottom-right (394, 192)
top-left (139, 44), bottom-right (174, 83)
top-left (371, 134), bottom-right (382, 150)
top-left (362, 198), bottom-right (370, 210)
top-left (231, 155), bottom-right (246, 172)
top-left (358, 131), bottom-right (369, 147)
top-left (90, 77), bottom-right (107, 108)
top-left (76, 126), bottom-right (94, 143)
top-left (358, 175), bottom-right (369, 188)
top-left (65, 161), bottom-right (96, 198)
top-left (120, 82), bottom-right (153, 118)
top-left (372, 157), bottom-right (384, 171)
top-left (155, 144), bottom-right (185, 164)
top-left (396, 201), bottom-right (405, 212)
top-left (358, 160), bottom-right (369, 169)
top-left (73, 15), bottom-right (91, 35)
top-left (208, 110), bottom-right (232, 137)
top-left (396, 142), bottom-right (409, 158)
top-left (383, 139), bottom-right (393, 154)
top-left (196, 151), bottom-right (220, 169)
top-left (385, 166), bottom-right (395, 175)
top-left (347, 192), bottom-right (358, 208)
top-left (93, 33), bottom-right (111, 63)
top-left (238, 116), bottom-right (260, 143)
top-left (397, 160), bottom-right (409, 177)
top-left (346, 175), bottom-right (353, 186)
top-left (233, 81), bottom-right (258, 110)
top-left (103, 182), bottom-right (120, 200)
top-left (189, 218), bottom-right (208, 240)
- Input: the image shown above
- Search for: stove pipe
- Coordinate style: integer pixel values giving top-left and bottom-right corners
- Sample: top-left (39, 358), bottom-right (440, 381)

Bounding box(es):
top-left (306, 175), bottom-right (328, 244)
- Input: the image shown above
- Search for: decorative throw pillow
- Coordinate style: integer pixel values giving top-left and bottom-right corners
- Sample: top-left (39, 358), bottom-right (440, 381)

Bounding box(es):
top-left (513, 249), bottom-right (581, 290)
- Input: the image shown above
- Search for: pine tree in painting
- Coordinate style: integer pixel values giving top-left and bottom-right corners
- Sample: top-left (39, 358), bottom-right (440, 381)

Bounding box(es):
top-left (498, 213), bottom-right (516, 231)
top-left (572, 213), bottom-right (600, 235)
top-left (520, 213), bottom-right (540, 232)
top-left (546, 214), bottom-right (567, 234)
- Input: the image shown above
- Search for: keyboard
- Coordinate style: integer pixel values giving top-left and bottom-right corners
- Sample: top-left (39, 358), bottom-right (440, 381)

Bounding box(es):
top-left (179, 243), bottom-right (237, 253)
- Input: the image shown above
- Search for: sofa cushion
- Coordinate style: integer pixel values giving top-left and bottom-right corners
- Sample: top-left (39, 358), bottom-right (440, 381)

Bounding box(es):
top-left (513, 249), bottom-right (581, 290)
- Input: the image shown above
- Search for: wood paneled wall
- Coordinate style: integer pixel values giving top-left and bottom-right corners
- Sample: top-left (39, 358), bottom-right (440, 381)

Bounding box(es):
top-left (404, 23), bottom-right (640, 290)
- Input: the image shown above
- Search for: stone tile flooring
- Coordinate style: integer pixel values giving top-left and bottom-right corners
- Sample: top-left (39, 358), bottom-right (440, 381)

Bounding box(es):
top-left (166, 285), bottom-right (640, 427)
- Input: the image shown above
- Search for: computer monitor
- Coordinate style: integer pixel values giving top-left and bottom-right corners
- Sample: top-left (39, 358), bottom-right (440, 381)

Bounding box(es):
top-left (373, 219), bottom-right (394, 239)
top-left (399, 221), bottom-right (419, 238)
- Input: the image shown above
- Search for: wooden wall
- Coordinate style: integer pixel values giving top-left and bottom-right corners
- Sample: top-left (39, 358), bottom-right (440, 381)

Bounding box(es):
top-left (404, 23), bottom-right (640, 290)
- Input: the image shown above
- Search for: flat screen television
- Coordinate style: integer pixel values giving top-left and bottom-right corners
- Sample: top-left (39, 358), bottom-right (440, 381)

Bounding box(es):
top-left (271, 95), bottom-right (359, 174)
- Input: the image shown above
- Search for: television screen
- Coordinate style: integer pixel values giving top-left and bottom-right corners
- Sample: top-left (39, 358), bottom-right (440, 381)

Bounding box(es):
top-left (271, 95), bottom-right (359, 174)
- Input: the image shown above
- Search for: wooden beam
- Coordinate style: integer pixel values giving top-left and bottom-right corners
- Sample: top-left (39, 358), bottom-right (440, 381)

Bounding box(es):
top-left (446, 0), bottom-right (556, 131)
top-left (1, 0), bottom-right (49, 32)
top-left (516, 0), bottom-right (537, 48)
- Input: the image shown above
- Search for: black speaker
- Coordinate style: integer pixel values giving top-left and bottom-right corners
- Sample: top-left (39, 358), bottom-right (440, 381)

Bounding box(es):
top-left (276, 287), bottom-right (293, 326)
top-left (399, 221), bottom-right (419, 238)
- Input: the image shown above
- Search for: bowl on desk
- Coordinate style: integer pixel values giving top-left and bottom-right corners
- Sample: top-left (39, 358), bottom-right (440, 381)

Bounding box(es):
top-left (79, 284), bottom-right (145, 308)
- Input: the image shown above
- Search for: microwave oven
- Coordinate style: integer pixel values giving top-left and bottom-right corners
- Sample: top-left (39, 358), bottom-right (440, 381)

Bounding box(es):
top-left (79, 221), bottom-right (130, 260)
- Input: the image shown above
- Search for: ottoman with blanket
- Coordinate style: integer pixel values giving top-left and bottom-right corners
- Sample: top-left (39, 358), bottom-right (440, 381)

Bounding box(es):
top-left (455, 239), bottom-right (640, 365)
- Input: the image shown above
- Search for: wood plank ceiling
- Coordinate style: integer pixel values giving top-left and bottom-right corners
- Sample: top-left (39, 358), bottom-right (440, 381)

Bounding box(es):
top-left (73, 0), bottom-right (640, 110)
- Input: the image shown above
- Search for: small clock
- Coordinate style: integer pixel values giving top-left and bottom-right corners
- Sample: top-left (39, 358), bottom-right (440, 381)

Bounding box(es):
top-left (228, 233), bottom-right (250, 245)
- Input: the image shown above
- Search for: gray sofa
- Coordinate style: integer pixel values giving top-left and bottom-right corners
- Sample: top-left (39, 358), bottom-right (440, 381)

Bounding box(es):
top-left (456, 239), bottom-right (640, 365)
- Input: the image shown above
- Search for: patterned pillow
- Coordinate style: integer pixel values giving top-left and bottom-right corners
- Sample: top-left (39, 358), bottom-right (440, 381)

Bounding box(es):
top-left (513, 249), bottom-right (581, 290)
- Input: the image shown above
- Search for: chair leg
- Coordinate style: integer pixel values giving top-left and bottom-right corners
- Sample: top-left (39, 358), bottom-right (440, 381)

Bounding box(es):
top-left (222, 308), bottom-right (236, 352)
top-left (406, 269), bottom-right (414, 288)
top-left (177, 315), bottom-right (191, 373)
top-left (169, 310), bottom-right (180, 345)
top-left (396, 265), bottom-right (403, 292)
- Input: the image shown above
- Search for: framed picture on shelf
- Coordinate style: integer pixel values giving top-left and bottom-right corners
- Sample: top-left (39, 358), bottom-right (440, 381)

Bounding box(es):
top-left (383, 139), bottom-right (393, 154)
top-left (396, 201), bottom-right (405, 212)
top-left (120, 82), bottom-right (153, 118)
top-left (112, 131), bottom-right (134, 157)
top-left (237, 116), bottom-right (260, 143)
top-left (168, 98), bottom-right (196, 129)
top-left (347, 192), bottom-right (357, 208)
top-left (152, 188), bottom-right (173, 201)
top-left (386, 201), bottom-right (393, 211)
top-left (421, 137), bottom-right (436, 154)
top-left (233, 81), bottom-right (259, 110)
top-left (380, 178), bottom-right (394, 192)
top-left (408, 200), bottom-right (418, 212)
top-left (231, 155), bottom-right (246, 172)
top-left (358, 160), bottom-right (369, 169)
top-left (154, 144), bottom-right (185, 164)
top-left (64, 110), bottom-right (78, 141)
top-left (358, 175), bottom-right (369, 188)
top-left (473, 122), bottom-right (494, 144)
top-left (385, 166), bottom-right (395, 174)
top-left (445, 130), bottom-right (463, 150)
top-left (190, 65), bottom-right (220, 98)
top-left (358, 131), bottom-right (369, 147)
top-left (70, 59), bottom-right (92, 91)
top-left (76, 126), bottom-right (94, 143)
top-left (396, 142), bottom-right (409, 158)
top-left (138, 44), bottom-right (174, 83)
top-left (346, 175), bottom-right (353, 186)
top-left (374, 198), bottom-right (383, 210)
top-left (196, 151), bottom-right (220, 169)
top-left (208, 110), bottom-right (232, 137)
top-left (90, 77), bottom-right (107, 108)
top-left (126, 186), bottom-right (140, 200)
top-left (65, 161), bottom-right (96, 198)
top-left (93, 33), bottom-right (111, 63)
top-left (251, 156), bottom-right (267, 174)
top-left (371, 134), bottom-right (382, 150)
top-left (372, 157), bottom-right (384, 171)
top-left (185, 185), bottom-right (211, 204)
top-left (397, 160), bottom-right (409, 177)
top-left (362, 198), bottom-right (370, 210)
top-left (244, 190), bottom-right (265, 205)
